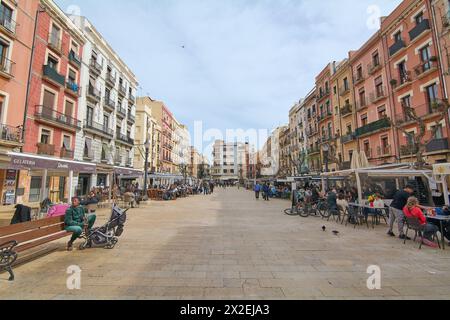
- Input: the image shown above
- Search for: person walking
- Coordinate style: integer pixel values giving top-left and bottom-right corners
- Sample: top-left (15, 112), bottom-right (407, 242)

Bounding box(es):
top-left (254, 183), bottom-right (261, 200)
top-left (262, 183), bottom-right (270, 201)
top-left (388, 185), bottom-right (415, 240)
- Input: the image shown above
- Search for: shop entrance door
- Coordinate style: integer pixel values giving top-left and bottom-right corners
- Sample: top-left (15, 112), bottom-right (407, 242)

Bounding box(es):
top-left (78, 174), bottom-right (91, 197)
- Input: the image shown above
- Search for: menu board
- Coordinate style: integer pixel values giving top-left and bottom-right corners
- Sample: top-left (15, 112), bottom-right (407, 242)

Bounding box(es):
top-left (3, 170), bottom-right (17, 205)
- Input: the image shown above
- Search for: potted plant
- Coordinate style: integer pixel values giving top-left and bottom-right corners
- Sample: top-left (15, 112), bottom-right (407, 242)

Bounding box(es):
top-left (390, 79), bottom-right (398, 87)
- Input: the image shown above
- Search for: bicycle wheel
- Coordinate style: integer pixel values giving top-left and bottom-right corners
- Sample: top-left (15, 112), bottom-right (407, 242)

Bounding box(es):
top-left (284, 207), bottom-right (298, 216)
top-left (298, 207), bottom-right (310, 218)
top-left (318, 203), bottom-right (331, 218)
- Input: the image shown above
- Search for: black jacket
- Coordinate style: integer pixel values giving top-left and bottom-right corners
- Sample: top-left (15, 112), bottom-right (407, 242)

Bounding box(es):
top-left (10, 204), bottom-right (31, 225)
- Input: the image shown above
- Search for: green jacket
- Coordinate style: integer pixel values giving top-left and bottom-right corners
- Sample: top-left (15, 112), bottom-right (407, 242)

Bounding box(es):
top-left (65, 206), bottom-right (86, 227)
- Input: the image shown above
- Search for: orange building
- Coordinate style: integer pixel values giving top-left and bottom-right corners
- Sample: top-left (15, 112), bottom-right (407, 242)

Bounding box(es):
top-left (349, 31), bottom-right (396, 166)
top-left (0, 0), bottom-right (39, 205)
top-left (381, 0), bottom-right (449, 164)
top-left (315, 63), bottom-right (336, 172)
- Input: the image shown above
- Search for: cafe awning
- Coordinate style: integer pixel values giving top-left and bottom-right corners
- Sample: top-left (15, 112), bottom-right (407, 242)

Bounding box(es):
top-left (114, 166), bottom-right (143, 177)
top-left (8, 152), bottom-right (96, 173)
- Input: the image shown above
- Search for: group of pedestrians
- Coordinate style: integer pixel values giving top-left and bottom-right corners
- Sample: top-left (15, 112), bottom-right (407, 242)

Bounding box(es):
top-left (253, 183), bottom-right (278, 201)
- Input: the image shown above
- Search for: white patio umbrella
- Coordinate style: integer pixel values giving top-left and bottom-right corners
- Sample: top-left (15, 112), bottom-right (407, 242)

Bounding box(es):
top-left (360, 151), bottom-right (370, 168)
top-left (351, 150), bottom-right (361, 169)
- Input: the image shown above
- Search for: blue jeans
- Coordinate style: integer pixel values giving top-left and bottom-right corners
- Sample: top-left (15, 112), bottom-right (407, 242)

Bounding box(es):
top-left (65, 214), bottom-right (96, 243)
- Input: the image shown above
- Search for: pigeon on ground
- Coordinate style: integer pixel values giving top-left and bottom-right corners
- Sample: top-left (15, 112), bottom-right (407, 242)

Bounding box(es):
top-left (332, 230), bottom-right (340, 236)
top-left (322, 226), bottom-right (326, 232)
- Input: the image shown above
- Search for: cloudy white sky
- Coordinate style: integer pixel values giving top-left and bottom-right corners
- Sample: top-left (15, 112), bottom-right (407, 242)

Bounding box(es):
top-left (56, 0), bottom-right (401, 146)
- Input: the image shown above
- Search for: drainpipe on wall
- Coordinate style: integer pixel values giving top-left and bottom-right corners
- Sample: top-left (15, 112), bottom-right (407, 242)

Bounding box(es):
top-left (381, 31), bottom-right (401, 165)
top-left (22, 4), bottom-right (46, 145)
top-left (430, 1), bottom-right (450, 148)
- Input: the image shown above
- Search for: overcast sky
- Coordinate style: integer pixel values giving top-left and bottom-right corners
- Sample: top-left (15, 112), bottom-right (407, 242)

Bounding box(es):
top-left (56, 0), bottom-right (401, 147)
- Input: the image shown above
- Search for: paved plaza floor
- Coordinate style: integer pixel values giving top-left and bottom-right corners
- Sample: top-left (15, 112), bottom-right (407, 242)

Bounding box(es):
top-left (1, 187), bottom-right (450, 300)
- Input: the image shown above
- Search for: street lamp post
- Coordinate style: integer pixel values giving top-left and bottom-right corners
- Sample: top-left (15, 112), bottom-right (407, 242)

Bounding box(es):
top-left (143, 139), bottom-right (151, 200)
top-left (322, 143), bottom-right (329, 191)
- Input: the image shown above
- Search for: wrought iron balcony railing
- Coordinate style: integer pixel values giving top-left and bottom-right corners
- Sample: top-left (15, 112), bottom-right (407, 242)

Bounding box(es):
top-left (409, 19), bottom-right (430, 41)
top-left (389, 40), bottom-right (406, 56)
top-left (43, 65), bottom-right (65, 86)
top-left (89, 59), bottom-right (103, 75)
top-left (0, 12), bottom-right (16, 34)
top-left (0, 57), bottom-right (14, 77)
top-left (48, 33), bottom-right (62, 53)
top-left (35, 105), bottom-right (82, 130)
top-left (84, 120), bottom-right (114, 137)
top-left (68, 50), bottom-right (81, 67)
top-left (37, 143), bottom-right (55, 156)
top-left (355, 117), bottom-right (391, 137)
top-left (0, 124), bottom-right (22, 144)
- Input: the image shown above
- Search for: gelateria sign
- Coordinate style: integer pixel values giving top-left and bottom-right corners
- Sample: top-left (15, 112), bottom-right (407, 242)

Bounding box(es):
top-left (9, 154), bottom-right (96, 173)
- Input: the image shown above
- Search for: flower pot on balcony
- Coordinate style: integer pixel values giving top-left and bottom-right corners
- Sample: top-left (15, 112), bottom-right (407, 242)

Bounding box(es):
top-left (390, 79), bottom-right (398, 87)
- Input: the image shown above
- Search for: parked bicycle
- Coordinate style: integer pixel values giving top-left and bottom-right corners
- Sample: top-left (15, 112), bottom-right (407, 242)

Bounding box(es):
top-left (284, 200), bottom-right (330, 218)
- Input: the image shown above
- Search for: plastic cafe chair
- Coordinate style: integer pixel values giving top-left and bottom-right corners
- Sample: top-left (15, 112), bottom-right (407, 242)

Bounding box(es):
top-left (403, 216), bottom-right (441, 250)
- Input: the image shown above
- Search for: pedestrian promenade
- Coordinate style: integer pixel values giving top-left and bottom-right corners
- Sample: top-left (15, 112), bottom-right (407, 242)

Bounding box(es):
top-left (1, 188), bottom-right (450, 300)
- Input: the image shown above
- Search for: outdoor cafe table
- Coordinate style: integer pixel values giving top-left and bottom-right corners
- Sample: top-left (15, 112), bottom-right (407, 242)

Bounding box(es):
top-left (426, 215), bottom-right (450, 250)
top-left (348, 203), bottom-right (389, 227)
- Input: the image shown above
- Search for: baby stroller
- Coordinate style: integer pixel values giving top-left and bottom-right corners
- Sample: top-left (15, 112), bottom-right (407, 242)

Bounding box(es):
top-left (79, 205), bottom-right (128, 250)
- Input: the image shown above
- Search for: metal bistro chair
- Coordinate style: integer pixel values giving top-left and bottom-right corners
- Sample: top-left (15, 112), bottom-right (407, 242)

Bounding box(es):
top-left (346, 205), bottom-right (368, 229)
top-left (328, 205), bottom-right (342, 223)
top-left (403, 216), bottom-right (441, 250)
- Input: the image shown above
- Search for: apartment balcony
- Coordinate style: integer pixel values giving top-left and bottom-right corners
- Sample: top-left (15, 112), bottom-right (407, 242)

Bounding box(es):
top-left (339, 86), bottom-right (350, 97)
top-left (0, 57), bottom-right (14, 79)
top-left (89, 59), bottom-right (103, 77)
top-left (84, 120), bottom-right (114, 139)
top-left (128, 93), bottom-right (136, 105)
top-left (60, 148), bottom-right (74, 159)
top-left (353, 73), bottom-right (365, 85)
top-left (316, 89), bottom-right (330, 102)
top-left (106, 72), bottom-right (116, 88)
top-left (306, 128), bottom-right (318, 137)
top-left (377, 145), bottom-right (392, 157)
top-left (37, 143), bottom-right (55, 156)
top-left (426, 138), bottom-right (450, 153)
top-left (65, 80), bottom-right (80, 97)
top-left (389, 40), bottom-right (406, 57)
top-left (318, 110), bottom-right (333, 122)
top-left (369, 87), bottom-right (387, 104)
top-left (400, 144), bottom-right (419, 157)
top-left (0, 124), bottom-right (23, 146)
top-left (340, 104), bottom-right (353, 117)
top-left (355, 117), bottom-right (391, 138)
top-left (35, 105), bottom-right (82, 132)
top-left (118, 84), bottom-right (127, 97)
top-left (87, 85), bottom-right (101, 103)
top-left (391, 71), bottom-right (412, 91)
top-left (442, 12), bottom-right (450, 29)
top-left (42, 65), bottom-right (65, 87)
top-left (368, 61), bottom-right (382, 75)
top-left (48, 33), bottom-right (62, 55)
top-left (395, 102), bottom-right (440, 126)
top-left (68, 50), bottom-right (81, 69)
top-left (127, 113), bottom-right (136, 124)
top-left (104, 96), bottom-right (116, 112)
top-left (116, 106), bottom-right (126, 118)
top-left (413, 59), bottom-right (438, 79)
top-left (409, 19), bottom-right (430, 42)
top-left (341, 133), bottom-right (355, 144)
top-left (356, 99), bottom-right (368, 111)
top-left (116, 133), bottom-right (134, 147)
top-left (0, 12), bottom-right (16, 36)
top-left (308, 146), bottom-right (320, 155)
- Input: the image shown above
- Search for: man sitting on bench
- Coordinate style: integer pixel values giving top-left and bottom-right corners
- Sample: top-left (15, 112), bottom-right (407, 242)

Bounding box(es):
top-left (65, 197), bottom-right (96, 251)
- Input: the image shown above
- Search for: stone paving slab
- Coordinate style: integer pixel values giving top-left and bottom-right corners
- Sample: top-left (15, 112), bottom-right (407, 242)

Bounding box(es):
top-left (1, 188), bottom-right (450, 300)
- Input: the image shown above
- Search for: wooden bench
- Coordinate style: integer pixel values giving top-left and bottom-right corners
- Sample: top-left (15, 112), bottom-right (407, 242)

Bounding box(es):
top-left (0, 216), bottom-right (71, 281)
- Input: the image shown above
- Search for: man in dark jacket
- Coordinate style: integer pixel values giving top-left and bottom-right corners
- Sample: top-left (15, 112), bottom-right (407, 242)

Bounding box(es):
top-left (65, 197), bottom-right (96, 251)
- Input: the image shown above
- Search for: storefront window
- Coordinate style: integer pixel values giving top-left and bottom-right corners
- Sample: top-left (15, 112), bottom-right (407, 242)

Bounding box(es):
top-left (29, 176), bottom-right (42, 203)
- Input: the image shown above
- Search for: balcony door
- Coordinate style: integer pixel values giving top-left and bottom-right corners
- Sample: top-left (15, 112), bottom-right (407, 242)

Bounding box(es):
top-left (86, 106), bottom-right (94, 126)
top-left (0, 2), bottom-right (13, 27)
top-left (420, 45), bottom-right (431, 71)
top-left (426, 83), bottom-right (439, 111)
top-left (42, 90), bottom-right (55, 119)
top-left (64, 100), bottom-right (73, 122)
top-left (50, 24), bottom-right (61, 47)
top-left (0, 38), bottom-right (8, 70)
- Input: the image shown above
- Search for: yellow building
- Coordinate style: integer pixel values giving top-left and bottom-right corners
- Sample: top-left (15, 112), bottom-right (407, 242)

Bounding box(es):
top-left (330, 59), bottom-right (357, 170)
